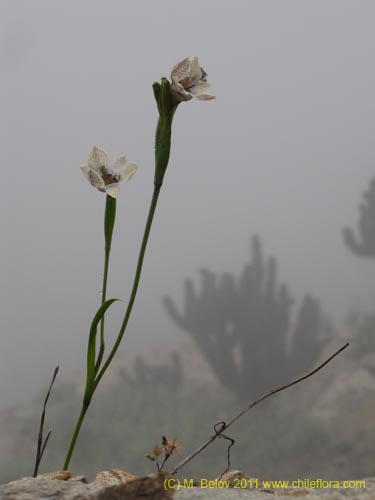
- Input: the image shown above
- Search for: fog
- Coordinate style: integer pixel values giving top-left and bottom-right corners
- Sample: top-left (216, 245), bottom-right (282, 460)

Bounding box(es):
top-left (1, 0), bottom-right (374, 419)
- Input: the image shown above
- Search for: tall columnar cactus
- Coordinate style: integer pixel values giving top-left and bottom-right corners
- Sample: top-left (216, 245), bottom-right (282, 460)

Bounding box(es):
top-left (343, 177), bottom-right (375, 258)
top-left (119, 353), bottom-right (183, 391)
top-left (343, 176), bottom-right (375, 376)
top-left (164, 235), bottom-right (327, 400)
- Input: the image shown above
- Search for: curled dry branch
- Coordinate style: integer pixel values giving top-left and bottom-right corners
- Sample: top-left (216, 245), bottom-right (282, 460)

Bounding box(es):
top-left (171, 343), bottom-right (349, 475)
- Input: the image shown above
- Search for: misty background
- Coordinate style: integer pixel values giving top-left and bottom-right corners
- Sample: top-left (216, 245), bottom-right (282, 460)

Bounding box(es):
top-left (1, 0), bottom-right (374, 482)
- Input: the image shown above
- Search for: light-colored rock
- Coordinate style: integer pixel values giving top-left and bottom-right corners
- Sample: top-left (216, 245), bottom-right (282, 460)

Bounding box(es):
top-left (0, 473), bottom-right (91, 500)
top-left (175, 476), bottom-right (375, 499)
top-left (1, 472), bottom-right (374, 500)
top-left (94, 468), bottom-right (138, 486)
top-left (0, 470), bottom-right (172, 500)
top-left (215, 470), bottom-right (247, 486)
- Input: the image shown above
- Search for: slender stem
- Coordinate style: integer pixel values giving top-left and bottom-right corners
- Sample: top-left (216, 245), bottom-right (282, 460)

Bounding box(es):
top-left (96, 196), bottom-right (116, 373)
top-left (171, 342), bottom-right (350, 475)
top-left (95, 249), bottom-right (110, 372)
top-left (94, 184), bottom-right (161, 389)
top-left (63, 160), bottom-right (162, 471)
top-left (101, 251), bottom-right (110, 343)
top-left (63, 197), bottom-right (116, 471)
top-left (63, 403), bottom-right (89, 471)
top-left (64, 81), bottom-right (173, 469)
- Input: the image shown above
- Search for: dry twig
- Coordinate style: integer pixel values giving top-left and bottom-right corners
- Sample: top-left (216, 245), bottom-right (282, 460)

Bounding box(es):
top-left (171, 343), bottom-right (349, 475)
top-left (33, 365), bottom-right (59, 477)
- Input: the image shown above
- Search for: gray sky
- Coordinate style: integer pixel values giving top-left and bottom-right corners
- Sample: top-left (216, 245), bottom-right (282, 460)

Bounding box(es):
top-left (1, 0), bottom-right (374, 409)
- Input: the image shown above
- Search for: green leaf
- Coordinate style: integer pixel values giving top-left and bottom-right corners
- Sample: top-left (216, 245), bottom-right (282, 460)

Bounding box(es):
top-left (160, 77), bottom-right (173, 117)
top-left (83, 298), bottom-right (119, 404)
top-left (154, 116), bottom-right (172, 187)
top-left (152, 82), bottom-right (161, 114)
top-left (104, 195), bottom-right (116, 253)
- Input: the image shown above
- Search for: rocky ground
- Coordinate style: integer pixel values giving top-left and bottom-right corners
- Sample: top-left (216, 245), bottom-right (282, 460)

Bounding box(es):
top-left (0, 470), bottom-right (373, 500)
top-left (0, 339), bottom-right (373, 487)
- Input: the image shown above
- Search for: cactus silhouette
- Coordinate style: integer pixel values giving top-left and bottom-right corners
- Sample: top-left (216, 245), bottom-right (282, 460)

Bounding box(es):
top-left (343, 177), bottom-right (375, 258)
top-left (119, 352), bottom-right (183, 391)
top-left (343, 176), bottom-right (375, 376)
top-left (164, 235), bottom-right (327, 399)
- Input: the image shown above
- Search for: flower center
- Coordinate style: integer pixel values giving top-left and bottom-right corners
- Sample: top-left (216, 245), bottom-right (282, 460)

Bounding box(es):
top-left (100, 166), bottom-right (117, 185)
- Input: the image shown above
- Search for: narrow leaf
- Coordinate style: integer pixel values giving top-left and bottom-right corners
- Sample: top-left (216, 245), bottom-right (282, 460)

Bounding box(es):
top-left (84, 298), bottom-right (119, 404)
top-left (104, 195), bottom-right (116, 253)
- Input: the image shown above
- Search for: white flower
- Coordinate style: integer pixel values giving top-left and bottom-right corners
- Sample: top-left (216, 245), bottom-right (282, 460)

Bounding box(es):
top-left (81, 146), bottom-right (138, 198)
top-left (170, 57), bottom-right (215, 102)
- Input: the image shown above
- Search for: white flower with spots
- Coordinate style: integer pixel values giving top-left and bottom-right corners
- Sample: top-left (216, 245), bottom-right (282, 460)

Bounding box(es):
top-left (81, 146), bottom-right (138, 198)
top-left (171, 57), bottom-right (215, 102)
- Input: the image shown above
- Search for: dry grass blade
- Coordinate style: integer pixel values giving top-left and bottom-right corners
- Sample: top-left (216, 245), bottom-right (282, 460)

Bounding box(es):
top-left (33, 365), bottom-right (59, 477)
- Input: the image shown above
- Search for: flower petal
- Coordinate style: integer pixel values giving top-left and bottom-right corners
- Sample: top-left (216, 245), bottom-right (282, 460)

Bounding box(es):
top-left (88, 145), bottom-right (109, 171)
top-left (81, 164), bottom-right (91, 180)
top-left (189, 57), bottom-right (203, 85)
top-left (172, 57), bottom-right (203, 88)
top-left (189, 81), bottom-right (212, 96)
top-left (171, 57), bottom-right (191, 81)
top-left (170, 57), bottom-right (214, 102)
top-left (171, 81), bottom-right (194, 102)
top-left (119, 163), bottom-right (138, 183)
top-left (105, 183), bottom-right (120, 198)
top-left (113, 155), bottom-right (128, 175)
top-left (81, 165), bottom-right (106, 189)
top-left (196, 93), bottom-right (216, 101)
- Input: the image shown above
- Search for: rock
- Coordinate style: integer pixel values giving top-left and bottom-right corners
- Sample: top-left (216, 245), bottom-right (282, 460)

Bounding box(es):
top-left (174, 475), bottom-right (375, 499)
top-left (1, 472), bottom-right (374, 500)
top-left (94, 469), bottom-right (138, 486)
top-left (94, 472), bottom-right (172, 500)
top-left (215, 470), bottom-right (247, 485)
top-left (0, 473), bottom-right (91, 500)
top-left (46, 471), bottom-right (88, 483)
top-left (0, 470), bottom-right (172, 500)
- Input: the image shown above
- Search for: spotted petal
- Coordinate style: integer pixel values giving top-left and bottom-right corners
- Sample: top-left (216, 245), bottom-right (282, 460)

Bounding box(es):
top-left (81, 165), bottom-right (106, 190)
top-left (188, 57), bottom-right (203, 85)
top-left (81, 147), bottom-right (138, 196)
top-left (171, 81), bottom-right (194, 101)
top-left (170, 57), bottom-right (215, 102)
top-left (88, 146), bottom-right (109, 172)
top-left (171, 57), bottom-right (191, 82)
top-left (171, 57), bottom-right (203, 88)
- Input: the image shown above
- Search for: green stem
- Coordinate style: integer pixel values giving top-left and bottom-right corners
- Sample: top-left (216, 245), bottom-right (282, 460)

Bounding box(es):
top-left (63, 403), bottom-right (89, 471)
top-left (96, 196), bottom-right (116, 373)
top-left (94, 184), bottom-right (161, 389)
top-left (64, 79), bottom-right (175, 469)
top-left (63, 186), bottom-right (160, 470)
top-left (63, 196), bottom-right (116, 470)
top-left (95, 250), bottom-right (110, 372)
